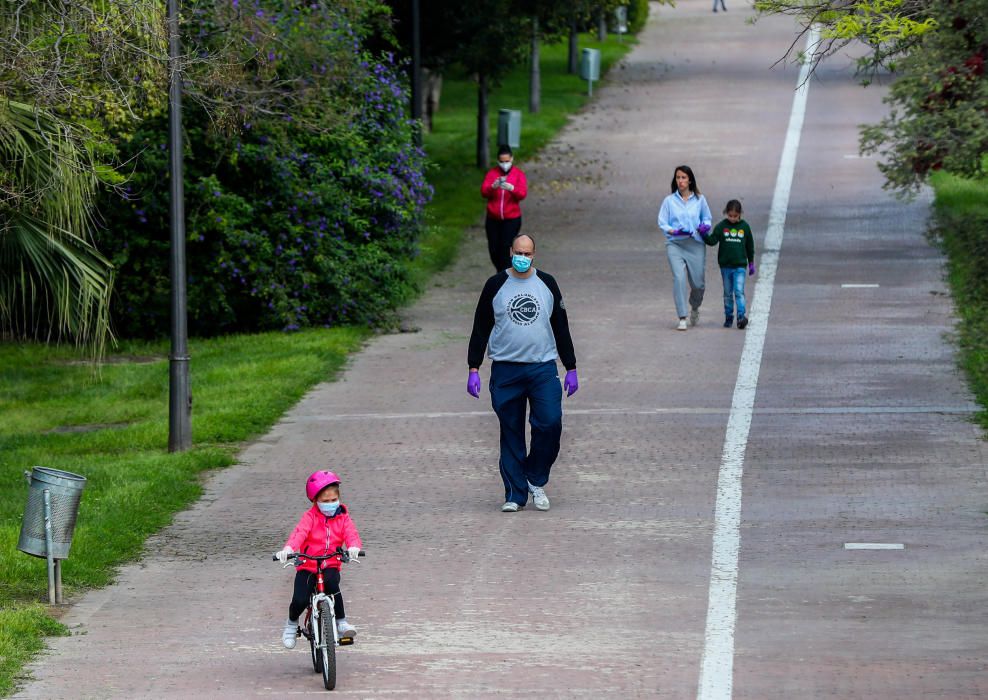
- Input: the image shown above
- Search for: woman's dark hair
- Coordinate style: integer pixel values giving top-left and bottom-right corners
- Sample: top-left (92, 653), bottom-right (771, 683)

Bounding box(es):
top-left (670, 165), bottom-right (699, 195)
top-left (497, 144), bottom-right (513, 158)
top-left (724, 199), bottom-right (743, 214)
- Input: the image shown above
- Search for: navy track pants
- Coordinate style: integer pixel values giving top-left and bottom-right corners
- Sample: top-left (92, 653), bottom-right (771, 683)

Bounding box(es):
top-left (490, 361), bottom-right (563, 506)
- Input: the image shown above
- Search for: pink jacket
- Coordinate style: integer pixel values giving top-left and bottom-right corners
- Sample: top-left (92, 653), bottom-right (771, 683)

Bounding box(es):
top-left (284, 504), bottom-right (362, 572)
top-left (481, 166), bottom-right (527, 221)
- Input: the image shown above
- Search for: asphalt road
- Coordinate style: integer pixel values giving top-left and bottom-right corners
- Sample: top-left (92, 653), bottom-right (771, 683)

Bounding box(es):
top-left (15, 2), bottom-right (987, 698)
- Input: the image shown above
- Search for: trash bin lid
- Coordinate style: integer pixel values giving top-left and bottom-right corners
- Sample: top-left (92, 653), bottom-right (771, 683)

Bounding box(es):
top-left (31, 467), bottom-right (87, 490)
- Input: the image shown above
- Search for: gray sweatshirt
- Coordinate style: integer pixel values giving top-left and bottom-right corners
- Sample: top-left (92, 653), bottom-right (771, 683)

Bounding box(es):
top-left (467, 269), bottom-right (576, 369)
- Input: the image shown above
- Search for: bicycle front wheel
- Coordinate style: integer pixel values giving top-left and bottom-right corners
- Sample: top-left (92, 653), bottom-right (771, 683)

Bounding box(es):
top-left (306, 610), bottom-right (320, 674)
top-left (317, 599), bottom-right (337, 690)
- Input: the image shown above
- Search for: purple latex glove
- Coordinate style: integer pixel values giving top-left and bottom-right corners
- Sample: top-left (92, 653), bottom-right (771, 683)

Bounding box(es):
top-left (467, 371), bottom-right (481, 398)
top-left (563, 369), bottom-right (579, 397)
top-left (670, 228), bottom-right (691, 237)
top-left (697, 223), bottom-right (711, 236)
top-left (748, 262), bottom-right (756, 276)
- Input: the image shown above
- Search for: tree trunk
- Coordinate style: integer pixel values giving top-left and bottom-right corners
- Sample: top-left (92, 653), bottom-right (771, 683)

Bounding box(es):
top-left (529, 18), bottom-right (541, 114)
top-left (568, 14), bottom-right (579, 74)
top-left (597, 7), bottom-right (607, 41)
top-left (476, 72), bottom-right (489, 169)
top-left (423, 68), bottom-right (442, 132)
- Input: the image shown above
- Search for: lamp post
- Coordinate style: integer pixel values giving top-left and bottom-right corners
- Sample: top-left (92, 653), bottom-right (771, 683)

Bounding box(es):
top-left (167, 0), bottom-right (191, 452)
top-left (410, 0), bottom-right (422, 146)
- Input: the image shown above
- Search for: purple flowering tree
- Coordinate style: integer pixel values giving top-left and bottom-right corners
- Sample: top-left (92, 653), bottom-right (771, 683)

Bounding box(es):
top-left (96, 1), bottom-right (432, 336)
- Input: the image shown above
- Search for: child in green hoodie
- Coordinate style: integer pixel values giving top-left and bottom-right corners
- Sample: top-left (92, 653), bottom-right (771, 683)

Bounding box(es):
top-left (702, 200), bottom-right (756, 329)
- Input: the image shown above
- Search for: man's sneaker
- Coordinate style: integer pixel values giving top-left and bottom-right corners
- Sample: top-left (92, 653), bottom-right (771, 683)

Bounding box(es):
top-left (501, 501), bottom-right (520, 512)
top-left (737, 315), bottom-right (749, 329)
top-left (723, 316), bottom-right (733, 328)
top-left (528, 483), bottom-right (550, 511)
top-left (677, 318), bottom-right (688, 331)
top-left (689, 308), bottom-right (700, 326)
top-left (282, 618), bottom-right (298, 649)
top-left (336, 619), bottom-right (357, 639)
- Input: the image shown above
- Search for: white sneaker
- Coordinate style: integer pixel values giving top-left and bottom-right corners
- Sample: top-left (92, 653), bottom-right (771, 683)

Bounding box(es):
top-left (528, 483), bottom-right (550, 511)
top-left (336, 619), bottom-right (357, 639)
top-left (501, 501), bottom-right (520, 512)
top-left (282, 618), bottom-right (298, 649)
top-left (689, 308), bottom-right (700, 326)
top-left (677, 318), bottom-right (688, 331)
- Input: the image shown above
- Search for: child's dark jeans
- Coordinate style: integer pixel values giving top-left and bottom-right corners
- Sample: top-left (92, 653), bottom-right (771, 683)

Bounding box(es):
top-left (289, 567), bottom-right (345, 621)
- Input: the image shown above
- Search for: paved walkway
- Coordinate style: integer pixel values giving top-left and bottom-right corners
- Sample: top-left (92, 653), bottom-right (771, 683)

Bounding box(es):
top-left (16, 3), bottom-right (987, 698)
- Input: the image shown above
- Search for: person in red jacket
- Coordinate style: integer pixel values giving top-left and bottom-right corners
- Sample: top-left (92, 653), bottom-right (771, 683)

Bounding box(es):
top-left (275, 470), bottom-right (362, 648)
top-left (481, 144), bottom-right (528, 271)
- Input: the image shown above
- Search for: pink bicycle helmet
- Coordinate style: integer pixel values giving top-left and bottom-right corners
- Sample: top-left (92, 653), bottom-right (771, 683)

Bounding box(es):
top-left (305, 470), bottom-right (342, 501)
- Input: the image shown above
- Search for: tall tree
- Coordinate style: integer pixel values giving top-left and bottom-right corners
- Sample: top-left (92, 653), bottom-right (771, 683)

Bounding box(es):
top-left (753, 0), bottom-right (986, 194)
top-left (526, 1), bottom-right (570, 113)
top-left (0, 100), bottom-right (114, 354)
top-left (445, 2), bottom-right (528, 167)
top-left (384, 0), bottom-right (529, 166)
top-left (0, 1), bottom-right (165, 353)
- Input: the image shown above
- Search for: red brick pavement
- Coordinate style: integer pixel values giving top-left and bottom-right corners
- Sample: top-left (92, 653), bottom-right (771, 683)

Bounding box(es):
top-left (15, 4), bottom-right (987, 699)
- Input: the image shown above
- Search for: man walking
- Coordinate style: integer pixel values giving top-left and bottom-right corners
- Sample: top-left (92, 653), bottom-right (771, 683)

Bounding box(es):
top-left (467, 234), bottom-right (579, 512)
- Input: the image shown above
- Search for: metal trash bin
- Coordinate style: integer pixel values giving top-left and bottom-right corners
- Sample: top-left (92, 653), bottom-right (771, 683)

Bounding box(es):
top-left (615, 7), bottom-right (628, 36)
top-left (18, 466), bottom-right (87, 560)
top-left (497, 109), bottom-right (521, 149)
top-left (580, 48), bottom-right (601, 82)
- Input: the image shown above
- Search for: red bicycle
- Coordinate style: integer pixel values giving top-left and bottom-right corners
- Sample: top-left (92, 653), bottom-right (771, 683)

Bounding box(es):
top-left (273, 546), bottom-right (364, 690)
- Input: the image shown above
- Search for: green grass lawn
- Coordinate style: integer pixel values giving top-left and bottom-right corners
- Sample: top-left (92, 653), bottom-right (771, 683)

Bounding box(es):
top-left (930, 171), bottom-right (988, 432)
top-left (0, 31), bottom-right (636, 697)
top-left (0, 329), bottom-right (367, 694)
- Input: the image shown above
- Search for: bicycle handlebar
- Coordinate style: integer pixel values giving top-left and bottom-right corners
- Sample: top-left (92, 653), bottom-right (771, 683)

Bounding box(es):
top-left (271, 547), bottom-right (366, 562)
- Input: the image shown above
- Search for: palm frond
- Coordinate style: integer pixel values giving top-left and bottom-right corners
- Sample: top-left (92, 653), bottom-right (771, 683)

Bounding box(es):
top-left (0, 98), bottom-right (114, 358)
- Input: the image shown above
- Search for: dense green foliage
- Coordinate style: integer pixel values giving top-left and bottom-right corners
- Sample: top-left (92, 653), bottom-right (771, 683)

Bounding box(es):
top-left (95, 2), bottom-right (430, 337)
top-left (626, 0), bottom-right (650, 35)
top-left (930, 171), bottom-right (988, 431)
top-left (0, 0), bottom-right (158, 351)
top-left (861, 0), bottom-right (988, 192)
top-left (754, 0), bottom-right (986, 196)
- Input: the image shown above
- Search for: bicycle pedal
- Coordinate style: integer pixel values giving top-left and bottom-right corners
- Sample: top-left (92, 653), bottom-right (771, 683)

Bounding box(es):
top-left (338, 637), bottom-right (354, 646)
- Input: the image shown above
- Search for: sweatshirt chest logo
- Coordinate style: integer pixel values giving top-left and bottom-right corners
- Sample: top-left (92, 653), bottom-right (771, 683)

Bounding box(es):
top-left (507, 293), bottom-right (541, 326)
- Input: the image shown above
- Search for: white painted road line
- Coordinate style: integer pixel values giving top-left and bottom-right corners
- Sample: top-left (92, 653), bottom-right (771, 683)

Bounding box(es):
top-left (844, 543), bottom-right (905, 550)
top-left (841, 283), bottom-right (880, 288)
top-left (696, 27), bottom-right (820, 700)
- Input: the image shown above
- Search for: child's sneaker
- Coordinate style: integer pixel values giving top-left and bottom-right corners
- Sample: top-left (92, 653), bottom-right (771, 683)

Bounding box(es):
top-left (282, 618), bottom-right (298, 649)
top-left (528, 482), bottom-right (550, 511)
top-left (723, 316), bottom-right (733, 328)
top-left (336, 619), bottom-right (357, 639)
top-left (501, 501), bottom-right (520, 512)
top-left (737, 315), bottom-right (749, 329)
top-left (676, 318), bottom-right (688, 331)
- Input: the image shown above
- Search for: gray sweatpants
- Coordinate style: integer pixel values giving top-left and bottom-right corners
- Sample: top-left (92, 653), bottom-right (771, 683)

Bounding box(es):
top-left (665, 237), bottom-right (706, 318)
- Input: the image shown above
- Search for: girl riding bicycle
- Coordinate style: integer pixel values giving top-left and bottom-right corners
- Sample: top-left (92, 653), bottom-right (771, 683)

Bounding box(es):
top-left (275, 470), bottom-right (362, 649)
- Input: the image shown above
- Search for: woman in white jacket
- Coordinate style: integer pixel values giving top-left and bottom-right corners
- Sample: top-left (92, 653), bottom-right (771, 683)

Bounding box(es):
top-left (657, 165), bottom-right (713, 330)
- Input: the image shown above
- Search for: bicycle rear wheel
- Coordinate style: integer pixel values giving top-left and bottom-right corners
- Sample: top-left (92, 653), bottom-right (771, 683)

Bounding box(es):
top-left (317, 599), bottom-right (337, 690)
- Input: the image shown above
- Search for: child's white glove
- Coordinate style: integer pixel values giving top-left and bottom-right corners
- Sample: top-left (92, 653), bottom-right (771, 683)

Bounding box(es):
top-left (275, 546), bottom-right (293, 565)
top-left (347, 546), bottom-right (360, 561)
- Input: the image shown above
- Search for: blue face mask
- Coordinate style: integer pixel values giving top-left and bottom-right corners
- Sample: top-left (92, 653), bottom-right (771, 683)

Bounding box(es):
top-left (511, 254), bottom-right (532, 273)
top-left (317, 501), bottom-right (340, 516)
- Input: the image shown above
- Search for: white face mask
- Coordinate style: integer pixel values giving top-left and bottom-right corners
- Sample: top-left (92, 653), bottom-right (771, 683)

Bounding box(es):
top-left (317, 501), bottom-right (340, 516)
top-left (498, 161), bottom-right (512, 173)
